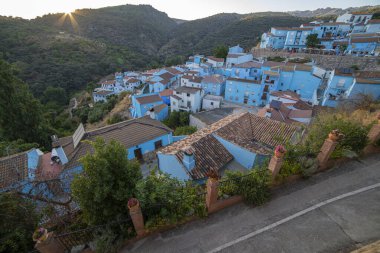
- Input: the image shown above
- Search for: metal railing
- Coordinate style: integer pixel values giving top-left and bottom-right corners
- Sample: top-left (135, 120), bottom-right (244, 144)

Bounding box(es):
top-left (54, 218), bottom-right (132, 251)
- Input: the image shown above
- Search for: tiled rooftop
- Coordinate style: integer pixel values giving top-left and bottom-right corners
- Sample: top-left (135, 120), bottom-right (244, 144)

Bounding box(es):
top-left (0, 152), bottom-right (28, 189)
top-left (135, 94), bottom-right (162, 104)
top-left (175, 86), bottom-right (203, 94)
top-left (64, 117), bottom-right (173, 169)
top-left (160, 112), bottom-right (300, 179)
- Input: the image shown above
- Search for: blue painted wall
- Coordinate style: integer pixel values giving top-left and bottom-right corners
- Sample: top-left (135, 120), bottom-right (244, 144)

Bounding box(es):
top-left (127, 133), bottom-right (173, 160)
top-left (224, 79), bottom-right (263, 106)
top-left (201, 81), bottom-right (225, 96)
top-left (213, 134), bottom-right (256, 169)
top-left (154, 105), bottom-right (169, 121)
top-left (347, 81), bottom-right (380, 100)
top-left (157, 153), bottom-right (190, 181)
top-left (322, 73), bottom-right (354, 107)
top-left (131, 93), bottom-right (164, 118)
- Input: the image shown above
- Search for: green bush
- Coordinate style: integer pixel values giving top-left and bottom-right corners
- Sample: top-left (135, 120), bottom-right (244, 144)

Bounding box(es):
top-left (136, 171), bottom-right (206, 229)
top-left (305, 113), bottom-right (369, 158)
top-left (219, 169), bottom-right (271, 205)
top-left (174, 126), bottom-right (197, 136)
top-left (107, 114), bottom-right (124, 125)
top-left (163, 111), bottom-right (191, 129)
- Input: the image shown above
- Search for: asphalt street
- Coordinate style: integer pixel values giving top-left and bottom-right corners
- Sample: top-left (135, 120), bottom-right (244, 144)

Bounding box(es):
top-left (121, 155), bottom-right (380, 253)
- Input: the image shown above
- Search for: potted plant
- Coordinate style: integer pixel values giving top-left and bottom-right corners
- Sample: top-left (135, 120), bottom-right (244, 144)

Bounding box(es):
top-left (128, 198), bottom-right (140, 211)
top-left (329, 129), bottom-right (344, 141)
top-left (274, 145), bottom-right (286, 158)
top-left (32, 228), bottom-right (48, 243)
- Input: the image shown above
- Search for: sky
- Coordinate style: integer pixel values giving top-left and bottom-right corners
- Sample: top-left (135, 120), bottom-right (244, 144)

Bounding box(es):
top-left (0, 0), bottom-right (379, 20)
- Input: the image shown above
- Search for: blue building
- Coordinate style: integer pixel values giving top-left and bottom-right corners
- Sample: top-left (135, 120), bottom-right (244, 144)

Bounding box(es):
top-left (346, 37), bottom-right (379, 56)
top-left (224, 78), bottom-right (264, 106)
top-left (275, 65), bottom-right (322, 102)
top-left (61, 117), bottom-right (174, 171)
top-left (284, 28), bottom-right (313, 50)
top-left (0, 148), bottom-right (43, 192)
top-left (346, 77), bottom-right (380, 100)
top-left (230, 61), bottom-right (263, 80)
top-left (322, 69), bottom-right (355, 107)
top-left (201, 75), bottom-right (226, 96)
top-left (157, 113), bottom-right (300, 182)
top-left (260, 27), bottom-right (290, 49)
top-left (130, 93), bottom-right (167, 120)
top-left (228, 45), bottom-right (244, 54)
top-left (159, 89), bottom-right (174, 105)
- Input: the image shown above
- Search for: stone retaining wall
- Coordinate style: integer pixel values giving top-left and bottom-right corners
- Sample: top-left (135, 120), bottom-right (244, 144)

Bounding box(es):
top-left (252, 48), bottom-right (379, 71)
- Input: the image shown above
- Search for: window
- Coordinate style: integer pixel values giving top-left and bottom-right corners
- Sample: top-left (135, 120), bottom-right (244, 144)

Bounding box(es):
top-left (187, 93), bottom-right (190, 97)
top-left (172, 101), bottom-right (176, 106)
top-left (210, 102), bottom-right (214, 106)
top-left (154, 140), bottom-right (162, 149)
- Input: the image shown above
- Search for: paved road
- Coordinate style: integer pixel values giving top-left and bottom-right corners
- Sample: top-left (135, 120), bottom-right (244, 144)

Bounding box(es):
top-left (121, 155), bottom-right (380, 253)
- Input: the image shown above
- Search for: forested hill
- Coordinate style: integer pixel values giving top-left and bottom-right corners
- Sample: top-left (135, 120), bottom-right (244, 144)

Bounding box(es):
top-left (4, 4), bottom-right (376, 99)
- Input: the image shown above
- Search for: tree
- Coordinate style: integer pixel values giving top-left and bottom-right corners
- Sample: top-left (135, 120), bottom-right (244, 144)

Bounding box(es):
top-left (306, 34), bottom-right (319, 48)
top-left (42, 86), bottom-right (68, 106)
top-left (0, 59), bottom-right (53, 148)
top-left (71, 138), bottom-right (142, 225)
top-left (0, 192), bottom-right (40, 253)
top-left (163, 111), bottom-right (191, 129)
top-left (136, 170), bottom-right (206, 228)
top-left (213, 45), bottom-right (228, 59)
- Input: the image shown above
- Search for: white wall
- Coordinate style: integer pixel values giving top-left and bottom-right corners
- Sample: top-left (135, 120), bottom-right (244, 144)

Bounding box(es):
top-left (202, 98), bottom-right (221, 110)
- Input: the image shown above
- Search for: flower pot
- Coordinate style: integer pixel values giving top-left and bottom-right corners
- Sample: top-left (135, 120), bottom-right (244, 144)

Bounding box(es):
top-left (328, 133), bottom-right (339, 141)
top-left (275, 150), bottom-right (285, 158)
top-left (128, 198), bottom-right (140, 211)
top-left (33, 228), bottom-right (48, 243)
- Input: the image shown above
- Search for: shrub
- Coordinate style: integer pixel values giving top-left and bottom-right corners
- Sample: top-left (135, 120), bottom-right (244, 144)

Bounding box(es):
top-left (107, 114), bottom-right (124, 125)
top-left (136, 171), bottom-right (206, 229)
top-left (174, 126), bottom-right (197, 136)
top-left (163, 111), bottom-right (191, 129)
top-left (219, 168), bottom-right (271, 205)
top-left (305, 113), bottom-right (369, 158)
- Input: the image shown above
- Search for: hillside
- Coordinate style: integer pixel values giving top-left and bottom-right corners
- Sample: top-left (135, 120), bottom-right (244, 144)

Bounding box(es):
top-left (288, 5), bottom-right (380, 18)
top-left (0, 4), bottom-right (377, 100)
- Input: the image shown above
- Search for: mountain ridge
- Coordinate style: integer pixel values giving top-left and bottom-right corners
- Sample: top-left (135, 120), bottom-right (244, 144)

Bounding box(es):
top-left (0, 4), bottom-right (378, 98)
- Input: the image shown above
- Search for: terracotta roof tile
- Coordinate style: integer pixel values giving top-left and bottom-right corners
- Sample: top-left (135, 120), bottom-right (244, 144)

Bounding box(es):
top-left (159, 72), bottom-right (175, 80)
top-left (135, 94), bottom-right (162, 104)
top-left (175, 86), bottom-right (202, 94)
top-left (160, 113), bottom-right (300, 179)
top-left (159, 89), bottom-right (174, 97)
top-left (207, 56), bottom-right (225, 62)
top-left (175, 135), bottom-right (233, 180)
top-left (234, 61), bottom-right (263, 68)
top-left (151, 103), bottom-right (168, 113)
top-left (202, 75), bottom-right (225, 84)
top-left (64, 117), bottom-right (173, 169)
top-left (182, 75), bottom-right (203, 83)
top-left (0, 152), bottom-right (28, 189)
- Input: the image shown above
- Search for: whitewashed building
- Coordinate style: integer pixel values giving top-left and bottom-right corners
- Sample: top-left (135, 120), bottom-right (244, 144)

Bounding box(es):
top-left (202, 95), bottom-right (223, 110)
top-left (170, 86), bottom-right (204, 113)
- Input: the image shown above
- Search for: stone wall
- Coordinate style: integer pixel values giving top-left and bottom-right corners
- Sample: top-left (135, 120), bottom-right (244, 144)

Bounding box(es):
top-left (252, 48), bottom-right (379, 71)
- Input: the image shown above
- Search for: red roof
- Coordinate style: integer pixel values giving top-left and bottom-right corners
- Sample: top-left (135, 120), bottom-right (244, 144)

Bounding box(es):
top-left (159, 89), bottom-right (174, 97)
top-left (207, 56), bottom-right (225, 62)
